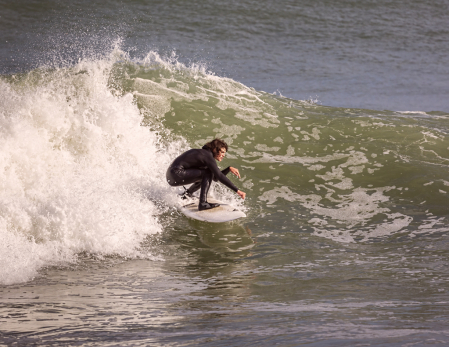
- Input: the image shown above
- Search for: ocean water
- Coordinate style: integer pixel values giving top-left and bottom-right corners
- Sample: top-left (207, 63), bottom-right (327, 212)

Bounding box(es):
top-left (1, 0), bottom-right (449, 345)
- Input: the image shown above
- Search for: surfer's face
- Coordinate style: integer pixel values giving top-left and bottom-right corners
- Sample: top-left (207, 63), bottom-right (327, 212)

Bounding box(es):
top-left (215, 147), bottom-right (226, 161)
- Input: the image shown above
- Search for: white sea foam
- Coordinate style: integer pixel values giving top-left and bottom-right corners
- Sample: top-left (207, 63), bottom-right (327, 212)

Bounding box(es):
top-left (0, 55), bottom-right (184, 285)
top-left (258, 185), bottom-right (403, 243)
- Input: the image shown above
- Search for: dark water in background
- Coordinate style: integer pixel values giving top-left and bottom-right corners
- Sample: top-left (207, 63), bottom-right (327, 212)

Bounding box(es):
top-left (1, 0), bottom-right (449, 346)
top-left (2, 0), bottom-right (448, 111)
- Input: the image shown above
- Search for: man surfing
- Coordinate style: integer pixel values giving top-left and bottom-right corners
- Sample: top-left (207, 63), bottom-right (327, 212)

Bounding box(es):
top-left (166, 138), bottom-right (246, 211)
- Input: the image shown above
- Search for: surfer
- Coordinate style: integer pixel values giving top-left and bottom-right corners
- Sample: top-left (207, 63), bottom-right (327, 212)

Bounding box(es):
top-left (166, 138), bottom-right (246, 211)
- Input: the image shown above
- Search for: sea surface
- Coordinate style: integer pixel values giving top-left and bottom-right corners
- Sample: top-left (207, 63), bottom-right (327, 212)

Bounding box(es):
top-left (1, 0), bottom-right (449, 345)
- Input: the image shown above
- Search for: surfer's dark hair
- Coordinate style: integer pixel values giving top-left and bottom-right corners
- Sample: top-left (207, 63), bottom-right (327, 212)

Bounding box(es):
top-left (204, 138), bottom-right (228, 156)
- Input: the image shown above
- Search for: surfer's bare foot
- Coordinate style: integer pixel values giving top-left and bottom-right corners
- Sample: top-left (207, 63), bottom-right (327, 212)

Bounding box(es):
top-left (198, 202), bottom-right (220, 211)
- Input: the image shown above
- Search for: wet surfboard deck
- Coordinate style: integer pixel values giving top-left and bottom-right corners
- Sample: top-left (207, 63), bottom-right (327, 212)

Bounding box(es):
top-left (180, 197), bottom-right (246, 223)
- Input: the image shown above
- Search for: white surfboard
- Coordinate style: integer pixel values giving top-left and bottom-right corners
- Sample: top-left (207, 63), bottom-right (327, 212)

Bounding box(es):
top-left (180, 197), bottom-right (246, 223)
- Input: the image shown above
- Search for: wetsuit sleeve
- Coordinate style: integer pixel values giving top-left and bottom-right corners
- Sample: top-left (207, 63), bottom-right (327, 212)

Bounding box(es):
top-left (213, 167), bottom-right (231, 182)
top-left (222, 166), bottom-right (231, 176)
top-left (204, 157), bottom-right (239, 192)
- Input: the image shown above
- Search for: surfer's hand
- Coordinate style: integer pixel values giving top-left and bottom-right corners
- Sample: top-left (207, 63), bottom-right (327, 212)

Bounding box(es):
top-left (230, 167), bottom-right (241, 178)
top-left (237, 190), bottom-right (246, 199)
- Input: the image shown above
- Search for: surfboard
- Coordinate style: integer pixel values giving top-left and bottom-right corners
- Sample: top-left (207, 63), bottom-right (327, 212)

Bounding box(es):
top-left (180, 197), bottom-right (246, 223)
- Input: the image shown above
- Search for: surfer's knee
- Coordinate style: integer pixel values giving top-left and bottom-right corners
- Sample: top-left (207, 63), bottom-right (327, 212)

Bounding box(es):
top-left (166, 167), bottom-right (180, 186)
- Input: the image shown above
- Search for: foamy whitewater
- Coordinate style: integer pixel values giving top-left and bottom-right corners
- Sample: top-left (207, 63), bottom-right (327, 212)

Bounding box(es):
top-left (0, 52), bottom-right (175, 284)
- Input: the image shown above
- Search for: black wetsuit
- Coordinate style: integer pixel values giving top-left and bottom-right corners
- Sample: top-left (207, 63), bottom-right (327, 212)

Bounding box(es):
top-left (166, 146), bottom-right (238, 204)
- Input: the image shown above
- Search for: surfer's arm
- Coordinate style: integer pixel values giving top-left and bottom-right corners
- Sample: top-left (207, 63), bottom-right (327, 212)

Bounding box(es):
top-left (221, 166), bottom-right (231, 176)
top-left (204, 156), bottom-right (239, 192)
top-left (212, 166), bottom-right (232, 182)
top-left (215, 167), bottom-right (245, 199)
